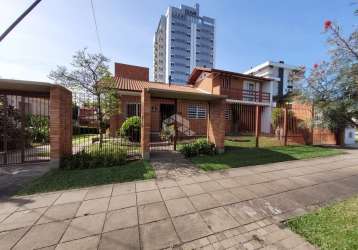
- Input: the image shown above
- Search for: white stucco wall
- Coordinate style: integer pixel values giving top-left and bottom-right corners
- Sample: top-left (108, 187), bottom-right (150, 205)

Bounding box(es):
top-left (261, 106), bottom-right (272, 134)
top-left (344, 128), bottom-right (356, 145)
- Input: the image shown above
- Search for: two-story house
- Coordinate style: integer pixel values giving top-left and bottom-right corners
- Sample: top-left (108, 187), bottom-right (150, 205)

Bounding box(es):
top-left (109, 63), bottom-right (275, 143)
top-left (244, 60), bottom-right (303, 102)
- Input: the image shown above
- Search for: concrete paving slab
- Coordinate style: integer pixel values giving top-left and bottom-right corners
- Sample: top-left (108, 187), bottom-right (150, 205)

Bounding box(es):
top-left (112, 182), bottom-right (135, 196)
top-left (136, 190), bottom-right (162, 205)
top-left (165, 197), bottom-right (196, 217)
top-left (76, 197), bottom-right (109, 217)
top-left (99, 227), bottom-right (140, 250)
top-left (245, 183), bottom-right (277, 197)
top-left (173, 213), bottom-right (212, 242)
top-left (156, 179), bottom-right (178, 189)
top-left (108, 193), bottom-right (136, 211)
top-left (135, 180), bottom-right (157, 192)
top-left (159, 186), bottom-right (186, 200)
top-left (16, 193), bottom-right (60, 211)
top-left (210, 190), bottom-right (239, 205)
top-left (0, 207), bottom-right (46, 232)
top-left (0, 227), bottom-right (29, 250)
top-left (54, 190), bottom-right (88, 205)
top-left (61, 213), bottom-right (105, 242)
top-left (140, 219), bottom-right (180, 250)
top-left (200, 207), bottom-right (239, 233)
top-left (37, 202), bottom-right (80, 224)
top-left (56, 235), bottom-right (99, 250)
top-left (199, 181), bottom-right (225, 192)
top-left (180, 183), bottom-right (205, 196)
top-left (229, 187), bottom-right (257, 202)
top-left (85, 185), bottom-right (113, 200)
top-left (103, 206), bottom-right (137, 232)
top-left (13, 220), bottom-right (69, 250)
top-left (216, 178), bottom-right (240, 189)
top-left (189, 193), bottom-right (220, 211)
top-left (225, 202), bottom-right (266, 225)
top-left (138, 202), bottom-right (169, 224)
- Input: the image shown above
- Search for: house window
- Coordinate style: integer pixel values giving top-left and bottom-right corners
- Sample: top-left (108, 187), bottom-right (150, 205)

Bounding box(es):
top-left (127, 103), bottom-right (141, 117)
top-left (222, 77), bottom-right (231, 89)
top-left (187, 104), bottom-right (207, 119)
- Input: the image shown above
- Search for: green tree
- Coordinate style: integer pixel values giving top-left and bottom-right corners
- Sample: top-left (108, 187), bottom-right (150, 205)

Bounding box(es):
top-left (299, 8), bottom-right (358, 135)
top-left (49, 48), bottom-right (120, 147)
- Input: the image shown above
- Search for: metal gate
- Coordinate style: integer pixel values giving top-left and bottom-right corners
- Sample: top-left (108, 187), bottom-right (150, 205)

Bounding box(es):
top-left (149, 99), bottom-right (207, 152)
top-left (0, 93), bottom-right (50, 165)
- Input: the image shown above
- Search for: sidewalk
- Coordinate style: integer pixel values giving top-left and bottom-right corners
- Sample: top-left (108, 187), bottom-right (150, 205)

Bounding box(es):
top-left (0, 150), bottom-right (358, 249)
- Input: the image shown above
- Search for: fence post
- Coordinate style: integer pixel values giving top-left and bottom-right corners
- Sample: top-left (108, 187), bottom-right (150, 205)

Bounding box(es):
top-left (141, 89), bottom-right (151, 160)
top-left (255, 105), bottom-right (260, 148)
top-left (49, 85), bottom-right (72, 167)
top-left (207, 99), bottom-right (225, 153)
top-left (173, 99), bottom-right (178, 151)
top-left (283, 106), bottom-right (288, 146)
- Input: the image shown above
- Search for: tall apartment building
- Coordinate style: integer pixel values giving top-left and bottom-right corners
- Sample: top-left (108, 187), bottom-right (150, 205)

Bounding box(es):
top-left (153, 4), bottom-right (215, 84)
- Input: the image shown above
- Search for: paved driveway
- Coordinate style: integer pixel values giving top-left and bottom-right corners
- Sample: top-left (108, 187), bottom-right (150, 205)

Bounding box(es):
top-left (1, 151), bottom-right (358, 250)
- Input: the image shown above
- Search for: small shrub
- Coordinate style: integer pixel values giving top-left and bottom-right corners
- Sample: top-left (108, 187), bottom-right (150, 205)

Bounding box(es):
top-left (160, 124), bottom-right (174, 141)
top-left (60, 147), bottom-right (127, 170)
top-left (119, 116), bottom-right (140, 142)
top-left (179, 138), bottom-right (215, 158)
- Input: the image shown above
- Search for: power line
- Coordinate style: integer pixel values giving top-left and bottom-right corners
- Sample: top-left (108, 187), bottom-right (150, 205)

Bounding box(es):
top-left (90, 0), bottom-right (102, 53)
top-left (0, 0), bottom-right (42, 43)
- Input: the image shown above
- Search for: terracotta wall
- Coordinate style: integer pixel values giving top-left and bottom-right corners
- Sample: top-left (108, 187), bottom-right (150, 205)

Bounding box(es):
top-left (49, 85), bottom-right (72, 160)
top-left (177, 99), bottom-right (208, 136)
top-left (114, 63), bottom-right (149, 81)
top-left (109, 94), bottom-right (141, 136)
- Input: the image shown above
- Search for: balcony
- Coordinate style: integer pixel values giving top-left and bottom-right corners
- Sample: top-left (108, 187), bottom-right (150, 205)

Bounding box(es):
top-left (221, 88), bottom-right (271, 103)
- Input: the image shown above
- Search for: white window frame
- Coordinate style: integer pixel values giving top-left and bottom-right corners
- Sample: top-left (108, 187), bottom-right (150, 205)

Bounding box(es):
top-left (127, 103), bottom-right (141, 117)
top-left (187, 104), bottom-right (207, 119)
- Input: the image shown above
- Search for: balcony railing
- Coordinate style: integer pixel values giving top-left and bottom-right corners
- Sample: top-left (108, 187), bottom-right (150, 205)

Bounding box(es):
top-left (221, 88), bottom-right (271, 103)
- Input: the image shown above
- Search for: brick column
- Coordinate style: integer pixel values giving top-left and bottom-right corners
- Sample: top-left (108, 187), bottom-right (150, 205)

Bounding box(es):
top-left (207, 99), bottom-right (226, 153)
top-left (141, 89), bottom-right (151, 159)
top-left (50, 85), bottom-right (72, 166)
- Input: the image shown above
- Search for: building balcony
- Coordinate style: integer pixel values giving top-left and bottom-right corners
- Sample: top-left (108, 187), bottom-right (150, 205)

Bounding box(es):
top-left (221, 88), bottom-right (271, 103)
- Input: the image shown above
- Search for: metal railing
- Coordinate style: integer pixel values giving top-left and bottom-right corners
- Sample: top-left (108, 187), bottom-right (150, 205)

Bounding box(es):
top-left (221, 88), bottom-right (270, 103)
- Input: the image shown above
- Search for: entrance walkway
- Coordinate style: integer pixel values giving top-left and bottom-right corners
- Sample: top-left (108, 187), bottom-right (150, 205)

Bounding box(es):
top-left (1, 150), bottom-right (358, 249)
top-left (0, 162), bottom-right (52, 199)
top-left (150, 151), bottom-right (204, 179)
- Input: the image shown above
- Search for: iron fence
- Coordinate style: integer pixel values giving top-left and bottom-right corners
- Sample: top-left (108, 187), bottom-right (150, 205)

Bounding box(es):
top-left (0, 93), bottom-right (50, 166)
top-left (72, 92), bottom-right (141, 159)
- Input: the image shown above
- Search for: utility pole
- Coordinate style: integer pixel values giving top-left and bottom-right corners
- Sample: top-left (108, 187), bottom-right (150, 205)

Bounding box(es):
top-left (0, 0), bottom-right (42, 43)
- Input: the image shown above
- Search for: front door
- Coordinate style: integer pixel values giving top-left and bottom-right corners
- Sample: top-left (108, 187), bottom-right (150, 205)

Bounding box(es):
top-left (160, 104), bottom-right (175, 129)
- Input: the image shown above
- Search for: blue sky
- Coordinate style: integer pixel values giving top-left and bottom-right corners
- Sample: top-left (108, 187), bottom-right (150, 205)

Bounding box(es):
top-left (0, 0), bottom-right (356, 82)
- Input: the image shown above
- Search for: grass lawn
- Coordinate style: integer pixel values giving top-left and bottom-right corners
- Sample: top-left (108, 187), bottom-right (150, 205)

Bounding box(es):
top-left (191, 136), bottom-right (343, 171)
top-left (287, 196), bottom-right (358, 250)
top-left (72, 134), bottom-right (98, 145)
top-left (17, 160), bottom-right (155, 195)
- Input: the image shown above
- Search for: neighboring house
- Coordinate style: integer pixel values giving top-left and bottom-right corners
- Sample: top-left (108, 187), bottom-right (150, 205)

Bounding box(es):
top-left (244, 61), bottom-right (303, 102)
top-left (109, 63), bottom-right (274, 138)
top-left (153, 3), bottom-right (215, 84)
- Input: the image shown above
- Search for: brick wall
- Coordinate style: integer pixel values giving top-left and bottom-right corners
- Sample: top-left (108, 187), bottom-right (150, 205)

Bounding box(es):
top-left (177, 99), bottom-right (208, 136)
top-left (208, 99), bottom-right (226, 152)
top-left (141, 90), bottom-right (151, 159)
top-left (114, 63), bottom-right (149, 81)
top-left (49, 85), bottom-right (72, 161)
top-left (109, 95), bottom-right (141, 136)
